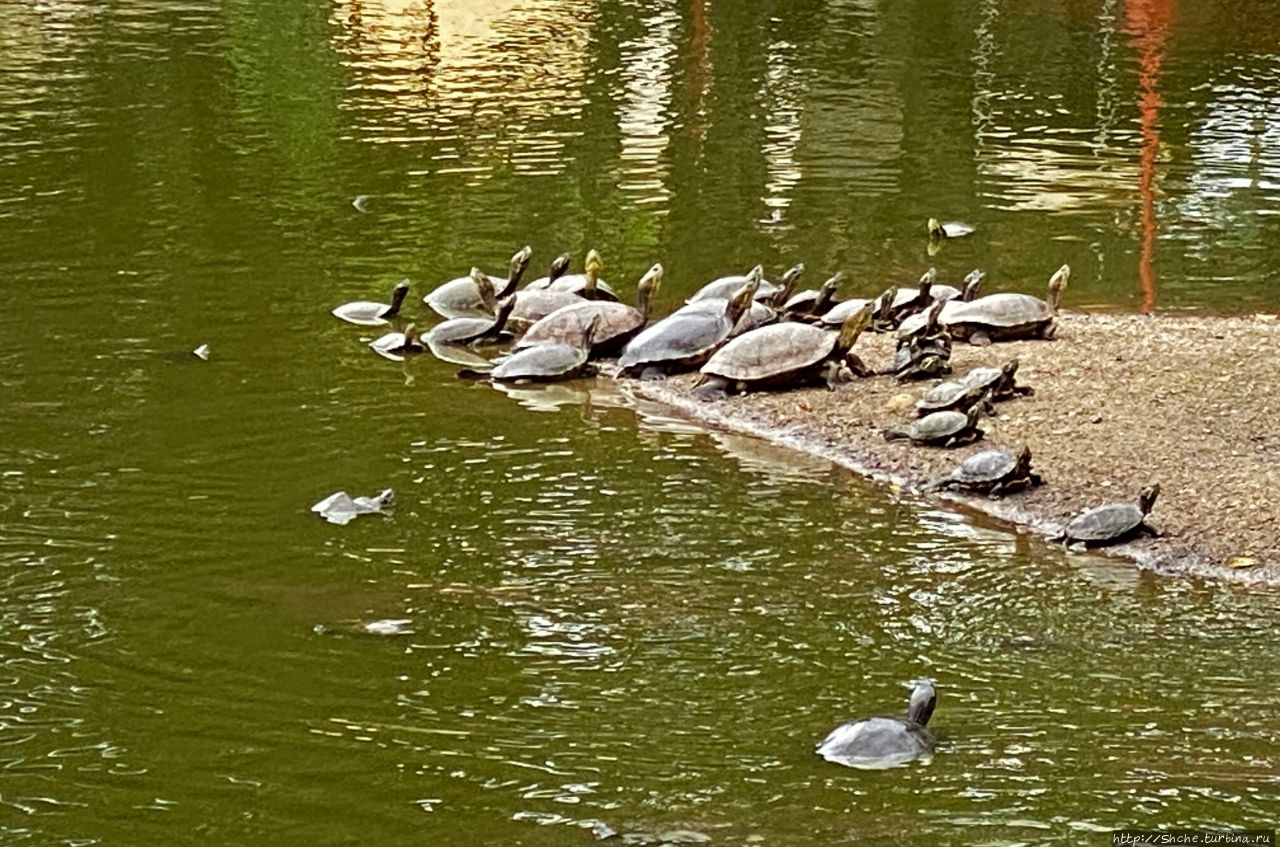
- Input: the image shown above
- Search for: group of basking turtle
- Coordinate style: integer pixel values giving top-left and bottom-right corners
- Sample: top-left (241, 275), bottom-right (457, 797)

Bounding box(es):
top-left (332, 242), bottom-right (1161, 553)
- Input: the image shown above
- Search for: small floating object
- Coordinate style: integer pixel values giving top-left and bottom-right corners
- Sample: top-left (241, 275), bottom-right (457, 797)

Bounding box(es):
top-left (192, 343), bottom-right (210, 360)
top-left (817, 680), bottom-right (938, 769)
top-left (1054, 484), bottom-right (1160, 548)
top-left (311, 488), bottom-right (394, 526)
top-left (927, 217), bottom-right (975, 239)
top-left (351, 195), bottom-right (369, 213)
top-left (332, 279), bottom-right (410, 326)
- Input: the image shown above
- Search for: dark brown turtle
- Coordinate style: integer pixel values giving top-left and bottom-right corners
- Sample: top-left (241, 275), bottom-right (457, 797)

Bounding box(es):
top-left (488, 315), bottom-right (602, 383)
top-left (1054, 485), bottom-right (1161, 548)
top-left (927, 445), bottom-right (1042, 498)
top-left (961, 359), bottom-right (1034, 401)
top-left (883, 405), bottom-right (984, 448)
top-left (941, 264), bottom-right (1069, 345)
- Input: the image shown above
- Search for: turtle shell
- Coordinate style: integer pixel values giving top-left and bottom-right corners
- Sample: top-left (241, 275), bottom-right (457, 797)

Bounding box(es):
top-left (687, 274), bottom-right (780, 304)
top-left (916, 381), bottom-right (968, 415)
top-left (943, 293), bottom-right (1051, 330)
top-left (424, 274), bottom-right (505, 319)
top-left (618, 309), bottom-right (735, 371)
top-left (490, 342), bottom-right (588, 382)
top-left (821, 298), bottom-right (875, 327)
top-left (701, 323), bottom-right (837, 383)
top-left (517, 301), bottom-right (642, 353)
top-left (950, 449), bottom-right (1017, 484)
top-left (544, 273), bottom-right (619, 301)
top-left (910, 410), bottom-right (973, 442)
top-left (1063, 503), bottom-right (1145, 543)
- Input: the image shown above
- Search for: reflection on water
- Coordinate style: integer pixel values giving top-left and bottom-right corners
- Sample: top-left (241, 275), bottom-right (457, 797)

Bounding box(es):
top-left (3, 1), bottom-right (1280, 845)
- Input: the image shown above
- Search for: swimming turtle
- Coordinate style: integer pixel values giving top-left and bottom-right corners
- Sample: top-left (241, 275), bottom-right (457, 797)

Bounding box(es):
top-left (522, 254), bottom-right (572, 291)
top-left (927, 445), bottom-right (1042, 498)
top-left (928, 218), bottom-right (975, 239)
top-left (424, 246), bottom-right (532, 319)
top-left (692, 302), bottom-right (873, 399)
top-left (1054, 484), bottom-right (1161, 548)
top-left (370, 322), bottom-right (427, 361)
top-left (619, 269), bottom-right (759, 379)
top-left (941, 264), bottom-right (1069, 345)
top-left (311, 488), bottom-right (395, 526)
top-left (816, 680), bottom-right (938, 770)
top-left (489, 315), bottom-right (602, 383)
top-left (515, 263), bottom-right (663, 357)
top-left (915, 382), bottom-right (993, 417)
top-left (883, 405), bottom-right (984, 447)
top-left (506, 249), bottom-right (615, 333)
top-left (782, 271), bottom-right (844, 317)
top-left (423, 296), bottom-right (517, 367)
top-left (961, 359), bottom-right (1034, 401)
top-left (686, 262), bottom-right (802, 305)
top-left (332, 279), bottom-right (411, 326)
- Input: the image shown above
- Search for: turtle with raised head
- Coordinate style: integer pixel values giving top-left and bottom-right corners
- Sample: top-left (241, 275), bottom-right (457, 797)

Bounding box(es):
top-left (370, 323), bottom-right (426, 361)
top-left (332, 279), bottom-right (411, 326)
top-left (941, 264), bottom-right (1069, 345)
top-left (782, 271), bottom-right (844, 318)
top-left (915, 382), bottom-right (994, 417)
top-left (883, 405), bottom-right (984, 447)
top-left (1055, 484), bottom-right (1161, 548)
top-left (424, 246), bottom-right (532, 319)
top-left (618, 269), bottom-right (759, 379)
top-left (516, 263), bottom-right (663, 357)
top-left (692, 302), bottom-right (873, 399)
top-left (686, 262), bottom-right (803, 305)
top-left (816, 680), bottom-right (938, 770)
top-left (424, 296), bottom-right (517, 367)
top-left (537, 249), bottom-right (619, 301)
top-left (962, 359), bottom-right (1034, 401)
top-left (928, 217), bottom-right (975, 239)
top-left (928, 445), bottom-right (1042, 498)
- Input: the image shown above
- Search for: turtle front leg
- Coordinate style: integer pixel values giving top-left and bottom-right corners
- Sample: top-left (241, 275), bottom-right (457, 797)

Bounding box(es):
top-left (968, 331), bottom-right (992, 347)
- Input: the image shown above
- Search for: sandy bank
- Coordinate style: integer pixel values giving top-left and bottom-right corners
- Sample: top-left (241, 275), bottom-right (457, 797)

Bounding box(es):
top-left (619, 311), bottom-right (1280, 586)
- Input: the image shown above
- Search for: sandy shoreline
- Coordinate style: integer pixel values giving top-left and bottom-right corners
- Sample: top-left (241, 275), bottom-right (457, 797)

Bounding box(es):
top-left (615, 311), bottom-right (1280, 587)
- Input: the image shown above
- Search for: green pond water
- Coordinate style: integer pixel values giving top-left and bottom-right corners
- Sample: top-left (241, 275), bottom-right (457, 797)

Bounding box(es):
top-left (2, 1), bottom-right (1279, 844)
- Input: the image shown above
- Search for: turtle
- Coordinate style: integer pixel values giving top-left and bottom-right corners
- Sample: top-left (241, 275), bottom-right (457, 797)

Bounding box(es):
top-left (686, 262), bottom-right (802, 305)
top-left (332, 279), bottom-right (411, 326)
top-left (423, 296), bottom-right (518, 367)
top-left (927, 268), bottom-right (986, 304)
top-left (1054, 484), bottom-right (1161, 548)
top-left (816, 680), bottom-right (938, 770)
top-left (538, 248), bottom-right (619, 301)
top-left (311, 488), bottom-right (394, 526)
top-left (915, 382), bottom-right (994, 417)
top-left (882, 268), bottom-right (937, 328)
top-left (782, 271), bottom-right (843, 318)
top-left (961, 358), bottom-right (1034, 401)
top-left (618, 269), bottom-right (759, 379)
top-left (883, 405), bottom-right (984, 447)
top-left (424, 245), bottom-right (532, 319)
top-left (940, 264), bottom-right (1069, 345)
top-left (515, 263), bottom-right (663, 357)
top-left (692, 303), bottom-right (874, 399)
top-left (506, 249), bottom-right (615, 333)
top-left (927, 445), bottom-right (1043, 498)
top-left (928, 217), bottom-right (975, 239)
top-left (488, 315), bottom-right (602, 383)
top-left (887, 300), bottom-right (953, 381)
top-left (370, 322), bottom-right (427, 361)
top-left (677, 293), bottom-right (779, 337)
top-left (819, 294), bottom-right (879, 328)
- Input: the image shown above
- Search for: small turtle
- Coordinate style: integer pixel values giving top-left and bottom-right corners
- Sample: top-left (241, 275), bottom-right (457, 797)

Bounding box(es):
top-left (311, 488), bottom-right (394, 526)
top-left (942, 264), bottom-right (1069, 345)
top-left (619, 269), bottom-right (759, 379)
top-left (928, 217), bottom-right (975, 239)
top-left (1054, 484), bottom-right (1161, 548)
top-left (816, 680), bottom-right (938, 770)
top-left (370, 322), bottom-right (427, 361)
top-left (693, 303), bottom-right (873, 398)
top-left (782, 271), bottom-right (843, 318)
top-left (424, 297), bottom-right (517, 367)
top-left (424, 246), bottom-right (532, 319)
top-left (928, 445), bottom-right (1042, 498)
top-left (883, 405), bottom-right (984, 447)
top-left (926, 268), bottom-right (986, 304)
top-left (488, 316), bottom-right (602, 383)
top-left (332, 279), bottom-right (411, 326)
top-left (883, 268), bottom-right (937, 327)
top-left (962, 359), bottom-right (1034, 401)
top-left (915, 382), bottom-right (993, 417)
top-left (536, 248), bottom-right (619, 301)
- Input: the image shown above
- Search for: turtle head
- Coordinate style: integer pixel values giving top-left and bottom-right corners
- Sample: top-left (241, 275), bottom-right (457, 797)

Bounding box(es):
top-left (834, 302), bottom-right (874, 355)
top-left (872, 285), bottom-right (898, 327)
top-left (636, 262), bottom-right (663, 309)
top-left (1047, 264), bottom-right (1070, 312)
top-left (918, 267), bottom-right (937, 297)
top-left (493, 294), bottom-right (518, 328)
top-left (923, 297), bottom-right (945, 332)
top-left (585, 248), bottom-right (604, 278)
top-left (774, 262), bottom-right (806, 306)
top-left (820, 271), bottom-right (844, 297)
top-left (725, 268), bottom-right (761, 323)
top-left (387, 278), bottom-right (411, 316)
top-left (1014, 444), bottom-right (1033, 474)
top-left (470, 267), bottom-right (497, 312)
top-left (1002, 358), bottom-right (1020, 380)
top-left (962, 269), bottom-right (985, 301)
top-left (927, 218), bottom-right (944, 239)
top-left (549, 253), bottom-right (572, 282)
top-left (1138, 483), bottom-right (1160, 515)
top-left (581, 313), bottom-right (604, 349)
top-left (906, 680), bottom-right (937, 726)
top-left (508, 246), bottom-right (533, 284)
